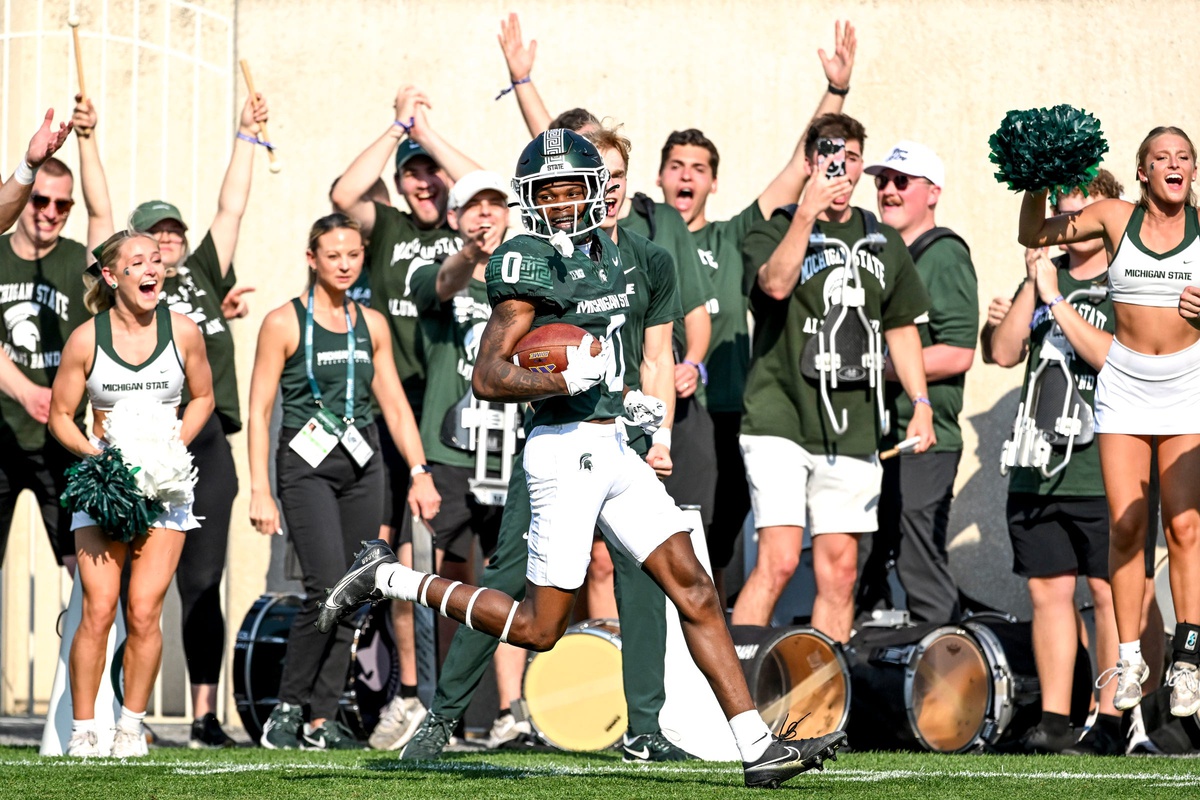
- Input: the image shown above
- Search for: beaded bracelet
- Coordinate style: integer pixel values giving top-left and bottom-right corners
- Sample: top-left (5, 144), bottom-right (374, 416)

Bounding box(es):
top-left (495, 76), bottom-right (532, 101)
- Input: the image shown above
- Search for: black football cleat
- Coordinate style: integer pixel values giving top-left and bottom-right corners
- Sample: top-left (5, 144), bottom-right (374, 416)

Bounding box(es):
top-left (315, 539), bottom-right (396, 633)
top-left (742, 716), bottom-right (847, 790)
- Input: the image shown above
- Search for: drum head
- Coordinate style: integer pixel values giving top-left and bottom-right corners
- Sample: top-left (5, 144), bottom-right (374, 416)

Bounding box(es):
top-left (910, 631), bottom-right (990, 752)
top-left (753, 629), bottom-right (849, 738)
top-left (341, 603), bottom-right (399, 739)
top-left (523, 621), bottom-right (625, 751)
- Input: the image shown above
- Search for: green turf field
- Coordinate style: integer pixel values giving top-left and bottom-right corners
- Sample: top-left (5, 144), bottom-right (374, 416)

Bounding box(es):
top-left (1, 746), bottom-right (1198, 800)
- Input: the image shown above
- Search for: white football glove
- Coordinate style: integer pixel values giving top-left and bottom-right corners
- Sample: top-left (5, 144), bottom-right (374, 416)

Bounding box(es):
top-left (623, 390), bottom-right (667, 435)
top-left (561, 334), bottom-right (610, 395)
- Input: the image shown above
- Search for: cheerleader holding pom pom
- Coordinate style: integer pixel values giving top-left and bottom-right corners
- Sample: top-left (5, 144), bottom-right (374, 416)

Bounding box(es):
top-left (1008, 111), bottom-right (1200, 719)
top-left (49, 230), bottom-right (214, 757)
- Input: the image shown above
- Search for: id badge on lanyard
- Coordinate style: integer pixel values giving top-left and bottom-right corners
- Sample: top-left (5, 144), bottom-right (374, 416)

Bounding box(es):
top-left (287, 288), bottom-right (375, 468)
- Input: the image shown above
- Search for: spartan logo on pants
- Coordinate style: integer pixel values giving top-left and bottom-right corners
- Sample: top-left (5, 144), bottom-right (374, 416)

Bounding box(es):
top-left (579, 453), bottom-right (593, 472)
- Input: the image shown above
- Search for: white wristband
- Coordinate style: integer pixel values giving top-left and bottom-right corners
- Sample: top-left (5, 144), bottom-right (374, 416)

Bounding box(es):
top-left (652, 428), bottom-right (672, 450)
top-left (13, 160), bottom-right (36, 186)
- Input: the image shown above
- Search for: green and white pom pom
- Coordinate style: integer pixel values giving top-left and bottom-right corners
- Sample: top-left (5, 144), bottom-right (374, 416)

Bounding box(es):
top-left (60, 447), bottom-right (164, 543)
top-left (989, 105), bottom-right (1109, 197)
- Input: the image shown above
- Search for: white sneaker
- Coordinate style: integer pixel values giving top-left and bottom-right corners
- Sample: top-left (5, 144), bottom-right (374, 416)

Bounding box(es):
top-left (1096, 659), bottom-right (1150, 711)
top-left (66, 730), bottom-right (100, 757)
top-left (486, 713), bottom-right (532, 749)
top-left (1167, 661), bottom-right (1200, 717)
top-left (368, 696), bottom-right (428, 751)
top-left (110, 726), bottom-right (149, 758)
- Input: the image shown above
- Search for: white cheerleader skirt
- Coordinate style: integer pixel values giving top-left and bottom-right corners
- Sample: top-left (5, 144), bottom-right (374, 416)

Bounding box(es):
top-left (70, 435), bottom-right (200, 533)
top-left (1095, 337), bottom-right (1200, 435)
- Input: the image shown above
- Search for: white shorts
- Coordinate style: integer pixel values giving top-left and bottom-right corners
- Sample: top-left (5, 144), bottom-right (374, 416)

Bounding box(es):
top-left (739, 434), bottom-right (881, 534)
top-left (1095, 338), bottom-right (1200, 435)
top-left (70, 434), bottom-right (200, 534)
top-left (523, 421), bottom-right (691, 590)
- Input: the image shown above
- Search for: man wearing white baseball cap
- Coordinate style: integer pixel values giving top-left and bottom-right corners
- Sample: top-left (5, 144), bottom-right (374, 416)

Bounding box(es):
top-left (857, 140), bottom-right (979, 626)
top-left (370, 170), bottom-right (512, 751)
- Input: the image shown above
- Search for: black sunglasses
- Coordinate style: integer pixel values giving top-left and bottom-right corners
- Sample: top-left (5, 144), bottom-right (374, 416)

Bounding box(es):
top-left (31, 194), bottom-right (75, 214)
top-left (874, 174), bottom-right (930, 191)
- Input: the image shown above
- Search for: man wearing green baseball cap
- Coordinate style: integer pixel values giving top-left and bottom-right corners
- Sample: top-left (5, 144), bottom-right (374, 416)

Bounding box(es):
top-left (117, 91), bottom-right (269, 750)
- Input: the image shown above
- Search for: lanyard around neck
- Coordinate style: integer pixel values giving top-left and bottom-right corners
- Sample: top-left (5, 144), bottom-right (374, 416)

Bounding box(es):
top-left (304, 286), bottom-right (356, 425)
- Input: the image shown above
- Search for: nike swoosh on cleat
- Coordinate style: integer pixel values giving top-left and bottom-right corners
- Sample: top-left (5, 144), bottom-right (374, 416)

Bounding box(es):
top-left (752, 745), bottom-right (802, 768)
top-left (624, 746), bottom-right (650, 759)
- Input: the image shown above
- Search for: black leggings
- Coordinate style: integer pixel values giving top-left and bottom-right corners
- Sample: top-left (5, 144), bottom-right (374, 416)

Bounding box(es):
top-left (275, 425), bottom-right (385, 720)
top-left (176, 413), bottom-right (237, 685)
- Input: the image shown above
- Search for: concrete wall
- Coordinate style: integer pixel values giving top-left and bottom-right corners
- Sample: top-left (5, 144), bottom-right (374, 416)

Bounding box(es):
top-left (2, 0), bottom-right (1195, 716)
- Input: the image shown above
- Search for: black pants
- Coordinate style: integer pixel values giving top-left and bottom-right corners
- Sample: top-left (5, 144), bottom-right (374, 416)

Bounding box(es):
top-left (708, 410), bottom-right (751, 571)
top-left (0, 436), bottom-right (76, 566)
top-left (662, 395), bottom-right (717, 534)
top-left (859, 449), bottom-right (962, 623)
top-left (176, 413), bottom-right (237, 685)
top-left (276, 425), bottom-right (385, 720)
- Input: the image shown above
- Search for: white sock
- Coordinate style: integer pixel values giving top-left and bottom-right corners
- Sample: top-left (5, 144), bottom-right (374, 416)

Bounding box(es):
top-left (72, 719), bottom-right (96, 735)
top-left (375, 562), bottom-right (427, 602)
top-left (1119, 641), bottom-right (1144, 665)
top-left (729, 709), bottom-right (772, 762)
top-left (117, 706), bottom-right (146, 734)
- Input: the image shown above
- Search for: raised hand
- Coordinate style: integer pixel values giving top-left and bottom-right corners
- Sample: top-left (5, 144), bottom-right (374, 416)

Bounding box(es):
top-left (71, 94), bottom-right (96, 139)
top-left (240, 92), bottom-right (269, 136)
top-left (819, 20), bottom-right (857, 90)
top-left (392, 85), bottom-right (431, 136)
top-left (221, 285), bottom-right (255, 319)
top-left (24, 109), bottom-right (73, 168)
top-left (498, 12), bottom-right (537, 81)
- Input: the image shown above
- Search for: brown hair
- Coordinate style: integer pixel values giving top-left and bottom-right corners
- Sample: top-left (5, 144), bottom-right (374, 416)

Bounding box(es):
top-left (38, 157), bottom-right (73, 181)
top-left (306, 213), bottom-right (364, 287)
top-left (804, 114), bottom-right (867, 160)
top-left (586, 122), bottom-right (632, 172)
top-left (659, 129), bottom-right (720, 178)
top-left (550, 108), bottom-right (599, 132)
top-left (1052, 168), bottom-right (1124, 211)
top-left (1135, 126), bottom-right (1198, 209)
top-left (84, 230), bottom-right (157, 314)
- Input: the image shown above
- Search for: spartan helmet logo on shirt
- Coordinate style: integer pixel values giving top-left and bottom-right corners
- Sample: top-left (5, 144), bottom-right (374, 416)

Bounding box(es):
top-left (4, 302), bottom-right (42, 351)
top-left (463, 320), bottom-right (487, 364)
top-left (821, 268), bottom-right (847, 315)
top-left (404, 257), bottom-right (434, 297)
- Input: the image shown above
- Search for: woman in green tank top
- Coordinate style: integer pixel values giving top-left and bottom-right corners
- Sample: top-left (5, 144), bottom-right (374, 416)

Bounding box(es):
top-left (245, 214), bottom-right (438, 748)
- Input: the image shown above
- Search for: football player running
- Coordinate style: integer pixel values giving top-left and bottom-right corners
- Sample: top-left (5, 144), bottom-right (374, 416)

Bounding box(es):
top-left (319, 130), bottom-right (846, 787)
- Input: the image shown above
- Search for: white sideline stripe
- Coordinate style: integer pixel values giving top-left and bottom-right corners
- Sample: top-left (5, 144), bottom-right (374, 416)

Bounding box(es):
top-left (3, 760), bottom-right (1200, 785)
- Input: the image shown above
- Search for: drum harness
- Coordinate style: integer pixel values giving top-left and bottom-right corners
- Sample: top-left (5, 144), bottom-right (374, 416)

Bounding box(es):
top-left (794, 207), bottom-right (889, 437)
top-left (1000, 285), bottom-right (1108, 478)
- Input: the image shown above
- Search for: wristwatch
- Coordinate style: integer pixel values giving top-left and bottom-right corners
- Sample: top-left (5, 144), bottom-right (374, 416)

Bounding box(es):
top-left (410, 464), bottom-right (432, 477)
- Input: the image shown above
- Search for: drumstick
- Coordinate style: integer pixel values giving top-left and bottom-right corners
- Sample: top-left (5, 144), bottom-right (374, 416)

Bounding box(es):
top-left (880, 436), bottom-right (922, 461)
top-left (68, 15), bottom-right (86, 101)
top-left (238, 59), bottom-right (281, 174)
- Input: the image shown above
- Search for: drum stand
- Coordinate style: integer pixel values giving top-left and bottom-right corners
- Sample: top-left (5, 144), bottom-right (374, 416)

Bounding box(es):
top-left (1000, 286), bottom-right (1107, 478)
top-left (462, 398), bottom-right (523, 507)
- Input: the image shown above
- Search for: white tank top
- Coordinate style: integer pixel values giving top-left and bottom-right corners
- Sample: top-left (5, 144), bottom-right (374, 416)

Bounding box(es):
top-left (1108, 206), bottom-right (1200, 307)
top-left (85, 306), bottom-right (185, 412)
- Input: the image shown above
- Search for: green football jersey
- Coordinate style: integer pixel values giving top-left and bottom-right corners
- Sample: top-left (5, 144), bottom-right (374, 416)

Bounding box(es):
top-left (1008, 258), bottom-right (1112, 497)
top-left (0, 234), bottom-right (90, 451)
top-left (364, 201), bottom-right (462, 416)
top-left (692, 201), bottom-right (763, 412)
top-left (740, 208), bottom-right (929, 457)
top-left (486, 233), bottom-right (660, 428)
top-left (883, 236), bottom-right (978, 453)
top-left (161, 232), bottom-right (242, 432)
top-left (409, 261), bottom-right (498, 470)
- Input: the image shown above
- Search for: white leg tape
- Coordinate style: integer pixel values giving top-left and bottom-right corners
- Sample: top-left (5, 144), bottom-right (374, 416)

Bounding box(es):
top-left (464, 587), bottom-right (486, 630)
top-left (440, 581), bottom-right (463, 618)
top-left (499, 600), bottom-right (520, 644)
top-left (418, 575), bottom-right (433, 608)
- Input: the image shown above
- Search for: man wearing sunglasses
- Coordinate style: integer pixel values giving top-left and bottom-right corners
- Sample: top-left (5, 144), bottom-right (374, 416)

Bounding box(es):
top-left (0, 98), bottom-right (112, 575)
top-left (856, 141), bottom-right (978, 625)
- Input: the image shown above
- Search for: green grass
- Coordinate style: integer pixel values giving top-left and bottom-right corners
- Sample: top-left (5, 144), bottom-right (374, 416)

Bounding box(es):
top-left (0, 745), bottom-right (1198, 800)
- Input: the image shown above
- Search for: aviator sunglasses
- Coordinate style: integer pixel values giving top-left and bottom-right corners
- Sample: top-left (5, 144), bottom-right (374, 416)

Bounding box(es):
top-left (30, 194), bottom-right (75, 214)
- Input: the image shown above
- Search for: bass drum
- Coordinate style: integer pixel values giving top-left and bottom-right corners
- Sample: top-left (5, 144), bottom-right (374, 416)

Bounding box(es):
top-left (233, 593), bottom-right (398, 742)
top-left (522, 619), bottom-right (626, 751)
top-left (730, 625), bottom-right (850, 738)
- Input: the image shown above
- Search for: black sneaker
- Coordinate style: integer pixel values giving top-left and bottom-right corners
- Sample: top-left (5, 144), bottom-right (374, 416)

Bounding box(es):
top-left (621, 730), bottom-right (696, 763)
top-left (1064, 723), bottom-right (1125, 756)
top-left (316, 540), bottom-right (396, 633)
top-left (742, 717), bottom-right (847, 790)
top-left (190, 713), bottom-right (235, 749)
top-left (302, 720), bottom-right (363, 750)
top-left (260, 703), bottom-right (303, 750)
top-left (400, 712), bottom-right (458, 760)
top-left (1019, 722), bottom-right (1077, 754)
